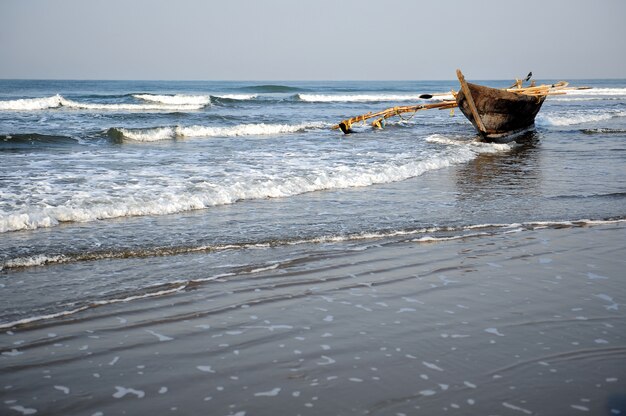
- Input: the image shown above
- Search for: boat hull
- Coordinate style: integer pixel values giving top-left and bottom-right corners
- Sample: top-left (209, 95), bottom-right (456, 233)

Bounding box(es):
top-left (456, 82), bottom-right (546, 140)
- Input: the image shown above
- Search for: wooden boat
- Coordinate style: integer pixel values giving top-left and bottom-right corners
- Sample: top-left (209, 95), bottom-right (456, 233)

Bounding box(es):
top-left (333, 70), bottom-right (581, 138)
top-left (456, 69), bottom-right (548, 140)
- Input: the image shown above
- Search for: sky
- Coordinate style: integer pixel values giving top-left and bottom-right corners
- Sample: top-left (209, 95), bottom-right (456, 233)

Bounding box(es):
top-left (1, 0), bottom-right (625, 80)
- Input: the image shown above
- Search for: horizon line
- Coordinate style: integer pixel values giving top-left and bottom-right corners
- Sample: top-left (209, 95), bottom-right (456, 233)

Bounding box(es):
top-left (1, 77), bottom-right (623, 82)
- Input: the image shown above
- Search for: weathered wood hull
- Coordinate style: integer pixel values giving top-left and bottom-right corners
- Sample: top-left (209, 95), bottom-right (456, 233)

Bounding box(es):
top-left (456, 82), bottom-right (546, 140)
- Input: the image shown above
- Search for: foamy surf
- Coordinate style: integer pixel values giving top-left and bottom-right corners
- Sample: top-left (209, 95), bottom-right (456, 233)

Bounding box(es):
top-left (60, 97), bottom-right (205, 111)
top-left (563, 87), bottom-right (626, 96)
top-left (537, 109), bottom-right (626, 126)
top-left (0, 148), bottom-right (475, 233)
top-left (425, 134), bottom-right (513, 153)
top-left (2, 216), bottom-right (623, 336)
top-left (133, 93), bottom-right (258, 104)
top-left (4, 218), bottom-right (623, 273)
top-left (214, 94), bottom-right (258, 100)
top-left (0, 94), bottom-right (63, 110)
top-left (108, 122), bottom-right (329, 142)
top-left (133, 94), bottom-right (212, 106)
top-left (0, 94), bottom-right (205, 111)
top-left (176, 122), bottom-right (328, 138)
top-left (109, 127), bottom-right (176, 142)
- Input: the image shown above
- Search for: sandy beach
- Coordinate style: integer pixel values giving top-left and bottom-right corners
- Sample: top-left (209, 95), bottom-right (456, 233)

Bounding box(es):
top-left (2, 221), bottom-right (625, 415)
top-left (3, 1), bottom-right (626, 415)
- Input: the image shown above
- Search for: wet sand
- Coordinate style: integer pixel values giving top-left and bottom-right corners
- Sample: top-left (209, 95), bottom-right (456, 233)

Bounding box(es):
top-left (1, 222), bottom-right (626, 415)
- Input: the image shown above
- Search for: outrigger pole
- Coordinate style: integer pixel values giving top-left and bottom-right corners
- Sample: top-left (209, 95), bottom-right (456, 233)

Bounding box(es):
top-left (332, 100), bottom-right (457, 134)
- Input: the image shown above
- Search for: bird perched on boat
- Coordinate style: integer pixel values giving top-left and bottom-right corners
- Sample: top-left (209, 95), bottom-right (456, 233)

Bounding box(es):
top-left (510, 72), bottom-right (533, 88)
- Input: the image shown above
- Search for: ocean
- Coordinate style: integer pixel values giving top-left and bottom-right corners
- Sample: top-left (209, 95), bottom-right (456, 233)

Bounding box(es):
top-left (1, 78), bottom-right (625, 415)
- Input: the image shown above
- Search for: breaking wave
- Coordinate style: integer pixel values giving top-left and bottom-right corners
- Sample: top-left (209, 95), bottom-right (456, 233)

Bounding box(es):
top-left (0, 148), bottom-right (476, 234)
top-left (0, 94), bottom-right (64, 110)
top-left (0, 94), bottom-right (206, 111)
top-left (132, 93), bottom-right (259, 104)
top-left (133, 94), bottom-right (211, 105)
top-left (60, 98), bottom-right (205, 111)
top-left (107, 122), bottom-right (329, 142)
top-left (565, 87), bottom-right (626, 96)
top-left (214, 94), bottom-right (258, 101)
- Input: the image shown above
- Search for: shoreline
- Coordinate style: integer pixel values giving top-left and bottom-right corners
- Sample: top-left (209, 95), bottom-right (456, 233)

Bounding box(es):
top-left (2, 217), bottom-right (624, 329)
top-left (2, 222), bottom-right (625, 415)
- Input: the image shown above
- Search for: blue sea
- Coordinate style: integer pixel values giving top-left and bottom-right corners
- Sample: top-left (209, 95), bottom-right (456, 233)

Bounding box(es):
top-left (1, 78), bottom-right (625, 326)
top-left (1, 78), bottom-right (626, 415)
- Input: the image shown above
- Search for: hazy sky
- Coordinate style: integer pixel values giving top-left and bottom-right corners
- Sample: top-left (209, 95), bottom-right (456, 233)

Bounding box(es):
top-left (1, 0), bottom-right (625, 80)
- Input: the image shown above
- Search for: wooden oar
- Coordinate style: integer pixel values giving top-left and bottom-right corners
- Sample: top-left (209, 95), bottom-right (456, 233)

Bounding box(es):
top-left (456, 69), bottom-right (486, 134)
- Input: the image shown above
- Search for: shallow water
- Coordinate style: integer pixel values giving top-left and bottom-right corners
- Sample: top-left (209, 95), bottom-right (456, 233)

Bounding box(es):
top-left (1, 78), bottom-right (626, 414)
top-left (1, 223), bottom-right (625, 415)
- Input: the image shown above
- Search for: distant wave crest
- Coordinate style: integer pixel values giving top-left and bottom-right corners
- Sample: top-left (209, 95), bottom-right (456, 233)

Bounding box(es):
top-left (0, 94), bottom-right (64, 110)
top-left (0, 94), bottom-right (207, 111)
top-left (565, 87), bottom-right (626, 96)
top-left (133, 94), bottom-right (211, 106)
top-left (238, 84), bottom-right (302, 93)
top-left (296, 93), bottom-right (454, 103)
top-left (213, 94), bottom-right (258, 101)
top-left (537, 110), bottom-right (626, 126)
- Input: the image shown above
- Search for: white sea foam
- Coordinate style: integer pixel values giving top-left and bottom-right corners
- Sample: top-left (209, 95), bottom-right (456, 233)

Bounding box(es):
top-left (413, 232), bottom-right (490, 243)
top-left (59, 97), bottom-right (204, 111)
top-left (8, 405), bottom-right (37, 415)
top-left (0, 149), bottom-right (475, 233)
top-left (502, 402), bottom-right (533, 415)
top-left (112, 122), bottom-right (328, 141)
top-left (7, 219), bottom-right (617, 270)
top-left (297, 94), bottom-right (447, 103)
top-left (254, 388), bottom-right (281, 397)
top-left (113, 386), bottom-right (145, 399)
top-left (115, 127), bottom-right (176, 141)
top-left (2, 254), bottom-right (69, 270)
top-left (0, 94), bottom-right (205, 111)
top-left (215, 94), bottom-right (258, 100)
top-left (537, 110), bottom-right (626, 126)
top-left (564, 87), bottom-right (626, 96)
top-left (0, 94), bottom-right (63, 110)
top-left (551, 97), bottom-right (622, 102)
top-left (133, 94), bottom-right (211, 105)
top-left (145, 329), bottom-right (174, 342)
top-left (425, 134), bottom-right (513, 153)
top-left (134, 93), bottom-right (257, 103)
top-left (2, 217), bottom-right (624, 328)
top-left (177, 122), bottom-right (328, 138)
